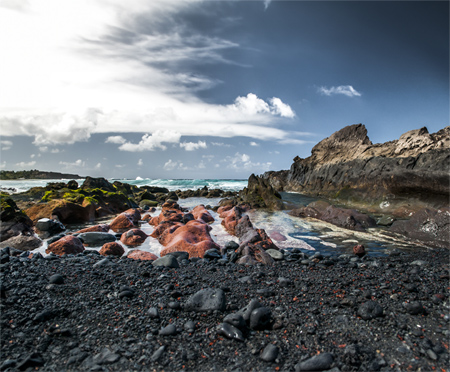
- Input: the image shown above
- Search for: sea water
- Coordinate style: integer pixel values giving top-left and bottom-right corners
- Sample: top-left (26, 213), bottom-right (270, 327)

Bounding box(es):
top-left (1, 178), bottom-right (417, 257)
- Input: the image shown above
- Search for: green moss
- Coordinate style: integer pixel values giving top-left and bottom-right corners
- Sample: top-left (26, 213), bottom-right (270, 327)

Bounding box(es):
top-left (62, 192), bottom-right (85, 204)
top-left (83, 196), bottom-right (99, 205)
top-left (41, 190), bottom-right (57, 202)
top-left (140, 199), bottom-right (158, 207)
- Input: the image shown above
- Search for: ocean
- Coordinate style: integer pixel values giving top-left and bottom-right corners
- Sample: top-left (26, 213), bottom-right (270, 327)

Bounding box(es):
top-left (1, 178), bottom-right (418, 257)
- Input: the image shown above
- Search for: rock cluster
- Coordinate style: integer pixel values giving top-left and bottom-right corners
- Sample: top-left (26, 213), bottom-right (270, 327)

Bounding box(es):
top-left (1, 244), bottom-right (448, 371)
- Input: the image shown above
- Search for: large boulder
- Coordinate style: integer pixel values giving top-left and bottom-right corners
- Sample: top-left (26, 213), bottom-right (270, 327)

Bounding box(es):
top-left (26, 200), bottom-right (95, 224)
top-left (239, 174), bottom-right (285, 210)
top-left (120, 228), bottom-right (148, 247)
top-left (389, 207), bottom-right (450, 248)
top-left (110, 212), bottom-right (139, 233)
top-left (191, 205), bottom-right (214, 223)
top-left (46, 235), bottom-right (84, 256)
top-left (81, 177), bottom-right (115, 192)
top-left (290, 201), bottom-right (376, 231)
top-left (0, 197), bottom-right (34, 242)
top-left (99, 242), bottom-right (124, 257)
top-left (0, 235), bottom-right (43, 251)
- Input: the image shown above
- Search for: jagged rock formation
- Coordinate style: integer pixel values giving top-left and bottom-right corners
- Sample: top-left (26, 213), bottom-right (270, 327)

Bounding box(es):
top-left (264, 124), bottom-right (449, 213)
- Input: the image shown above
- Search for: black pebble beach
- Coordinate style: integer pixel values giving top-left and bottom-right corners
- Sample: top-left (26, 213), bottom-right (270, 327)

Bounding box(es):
top-left (1, 246), bottom-right (449, 371)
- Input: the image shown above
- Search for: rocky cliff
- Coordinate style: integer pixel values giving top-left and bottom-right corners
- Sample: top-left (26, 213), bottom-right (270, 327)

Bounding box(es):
top-left (264, 124), bottom-right (449, 214)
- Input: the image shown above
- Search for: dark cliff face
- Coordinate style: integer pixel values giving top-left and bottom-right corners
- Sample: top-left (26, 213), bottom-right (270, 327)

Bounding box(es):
top-left (270, 124), bottom-right (450, 212)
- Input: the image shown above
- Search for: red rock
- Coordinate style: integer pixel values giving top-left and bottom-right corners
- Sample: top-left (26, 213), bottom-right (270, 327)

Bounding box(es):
top-left (191, 205), bottom-right (215, 223)
top-left (46, 235), bottom-right (84, 256)
top-left (110, 213), bottom-right (137, 233)
top-left (127, 250), bottom-right (158, 261)
top-left (142, 214), bottom-right (152, 221)
top-left (99, 242), bottom-right (124, 257)
top-left (120, 228), bottom-right (148, 247)
top-left (353, 244), bottom-right (366, 257)
top-left (124, 208), bottom-right (141, 223)
top-left (74, 224), bottom-right (110, 234)
top-left (219, 206), bottom-right (243, 235)
top-left (26, 200), bottom-right (94, 224)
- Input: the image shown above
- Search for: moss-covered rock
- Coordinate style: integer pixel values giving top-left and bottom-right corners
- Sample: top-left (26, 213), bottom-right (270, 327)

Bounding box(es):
top-left (0, 196), bottom-right (34, 242)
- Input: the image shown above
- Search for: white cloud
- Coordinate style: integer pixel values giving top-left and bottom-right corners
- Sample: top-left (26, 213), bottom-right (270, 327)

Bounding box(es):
top-left (105, 135), bottom-right (126, 144)
top-left (115, 164), bottom-right (125, 168)
top-left (95, 162), bottom-right (102, 169)
top-left (137, 158), bottom-right (143, 166)
top-left (180, 140), bottom-right (207, 151)
top-left (39, 146), bottom-right (48, 152)
top-left (16, 160), bottom-right (36, 168)
top-left (163, 159), bottom-right (180, 171)
top-left (197, 161), bottom-right (206, 169)
top-left (318, 85), bottom-right (362, 97)
top-left (269, 97), bottom-right (295, 118)
top-left (211, 142), bottom-right (232, 147)
top-left (202, 155), bottom-right (215, 161)
top-left (59, 159), bottom-right (85, 168)
top-left (250, 141), bottom-right (259, 147)
top-left (51, 148), bottom-right (61, 153)
top-left (1, 140), bottom-right (12, 150)
top-left (225, 152), bottom-right (272, 172)
top-left (30, 154), bottom-right (35, 158)
top-left (119, 130), bottom-right (181, 152)
top-left (263, 0), bottom-right (272, 10)
top-left (0, 1), bottom-right (303, 147)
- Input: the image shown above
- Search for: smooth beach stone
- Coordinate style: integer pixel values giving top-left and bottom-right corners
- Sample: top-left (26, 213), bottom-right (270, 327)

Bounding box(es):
top-left (152, 255), bottom-right (180, 268)
top-left (48, 274), bottom-right (64, 285)
top-left (249, 307), bottom-right (272, 330)
top-left (184, 288), bottom-right (226, 312)
top-left (150, 346), bottom-right (166, 362)
top-left (260, 344), bottom-right (279, 362)
top-left (223, 313), bottom-right (246, 330)
top-left (204, 248), bottom-right (221, 260)
top-left (404, 301), bottom-right (425, 315)
top-left (159, 324), bottom-right (177, 336)
top-left (266, 249), bottom-right (284, 260)
top-left (217, 322), bottom-right (244, 342)
top-left (77, 232), bottom-right (116, 246)
top-left (237, 299), bottom-right (262, 322)
top-left (295, 352), bottom-right (334, 372)
top-left (166, 251), bottom-right (190, 261)
top-left (148, 307), bottom-right (160, 318)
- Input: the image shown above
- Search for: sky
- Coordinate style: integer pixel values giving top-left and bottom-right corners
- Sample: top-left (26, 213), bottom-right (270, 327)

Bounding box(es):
top-left (0, 0), bottom-right (448, 179)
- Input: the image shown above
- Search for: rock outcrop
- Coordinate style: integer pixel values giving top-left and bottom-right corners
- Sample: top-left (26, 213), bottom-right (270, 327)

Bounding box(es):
top-left (264, 124), bottom-right (449, 214)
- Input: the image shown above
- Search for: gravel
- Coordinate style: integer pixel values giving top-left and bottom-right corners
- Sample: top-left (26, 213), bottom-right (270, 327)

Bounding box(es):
top-left (0, 246), bottom-right (449, 371)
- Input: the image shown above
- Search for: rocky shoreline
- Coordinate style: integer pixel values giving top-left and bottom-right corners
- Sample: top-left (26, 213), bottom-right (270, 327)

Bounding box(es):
top-left (1, 244), bottom-right (449, 371)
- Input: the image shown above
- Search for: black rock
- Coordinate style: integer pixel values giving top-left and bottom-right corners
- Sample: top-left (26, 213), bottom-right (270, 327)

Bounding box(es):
top-left (404, 301), bottom-right (426, 315)
top-left (217, 322), bottom-right (245, 342)
top-left (260, 344), bottom-right (279, 362)
top-left (16, 352), bottom-right (45, 371)
top-left (150, 346), bottom-right (166, 362)
top-left (92, 348), bottom-right (120, 365)
top-left (33, 309), bottom-right (55, 322)
top-left (295, 352), bottom-right (334, 371)
top-left (49, 274), bottom-right (64, 285)
top-left (184, 288), bottom-right (226, 312)
top-left (148, 307), bottom-right (160, 318)
top-left (238, 299), bottom-right (262, 323)
top-left (223, 313), bottom-right (246, 330)
top-left (204, 249), bottom-right (222, 260)
top-left (357, 300), bottom-right (384, 320)
top-left (159, 324), bottom-right (177, 336)
top-left (249, 307), bottom-right (272, 330)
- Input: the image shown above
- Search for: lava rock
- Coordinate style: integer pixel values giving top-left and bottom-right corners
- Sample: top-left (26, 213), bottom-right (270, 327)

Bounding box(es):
top-left (295, 352), bottom-right (334, 372)
top-left (184, 288), bottom-right (226, 312)
top-left (357, 300), bottom-right (384, 320)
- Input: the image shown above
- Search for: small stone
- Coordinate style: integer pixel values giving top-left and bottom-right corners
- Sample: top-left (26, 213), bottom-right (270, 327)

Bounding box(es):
top-left (148, 307), bottom-right (160, 318)
top-left (93, 258), bottom-right (115, 268)
top-left (184, 288), bottom-right (226, 312)
top-left (249, 307), bottom-right (272, 330)
top-left (119, 290), bottom-right (134, 299)
top-left (33, 309), bottom-right (55, 322)
top-left (204, 249), bottom-right (221, 260)
top-left (92, 348), bottom-right (120, 365)
top-left (223, 313), bottom-right (246, 330)
top-left (357, 300), bottom-right (384, 320)
top-left (217, 323), bottom-right (244, 342)
top-left (237, 299), bottom-right (262, 322)
top-left (16, 352), bottom-right (45, 370)
top-left (353, 244), bottom-right (366, 257)
top-left (266, 249), bottom-right (284, 260)
top-left (152, 255), bottom-right (180, 268)
top-left (404, 301), bottom-right (426, 315)
top-left (150, 346), bottom-right (166, 362)
top-left (295, 352), bottom-right (334, 372)
top-left (49, 274), bottom-right (64, 285)
top-left (426, 349), bottom-right (438, 360)
top-left (159, 324), bottom-right (177, 336)
top-left (184, 320), bottom-right (196, 333)
top-left (260, 344), bottom-right (279, 362)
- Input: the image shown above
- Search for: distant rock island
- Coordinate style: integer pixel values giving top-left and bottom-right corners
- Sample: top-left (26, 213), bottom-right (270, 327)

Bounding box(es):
top-left (0, 170), bottom-right (83, 180)
top-left (263, 124), bottom-right (449, 215)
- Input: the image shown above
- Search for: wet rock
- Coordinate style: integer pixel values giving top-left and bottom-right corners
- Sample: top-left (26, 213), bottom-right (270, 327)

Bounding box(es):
top-left (99, 242), bottom-right (124, 257)
top-left (49, 274), bottom-right (64, 284)
top-left (204, 248), bottom-right (221, 260)
top-left (74, 224), bottom-right (110, 234)
top-left (0, 234), bottom-right (43, 251)
top-left (223, 313), bottom-right (246, 330)
top-left (109, 212), bottom-right (138, 233)
top-left (249, 307), bottom-right (272, 330)
top-left (150, 346), bottom-right (166, 362)
top-left (35, 218), bottom-right (65, 237)
top-left (295, 352), bottom-right (334, 372)
top-left (120, 228), bottom-right (148, 247)
top-left (46, 235), bottom-right (84, 256)
top-left (353, 244), bottom-right (366, 257)
top-left (159, 324), bottom-right (177, 336)
top-left (184, 288), bottom-right (226, 312)
top-left (217, 323), bottom-right (245, 342)
top-left (78, 232), bottom-right (116, 246)
top-left (127, 250), bottom-right (158, 261)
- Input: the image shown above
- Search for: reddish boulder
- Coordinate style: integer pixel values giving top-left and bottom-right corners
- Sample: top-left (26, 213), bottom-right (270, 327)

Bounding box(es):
top-left (99, 242), bottom-right (124, 257)
top-left (120, 228), bottom-right (148, 247)
top-left (191, 205), bottom-right (215, 223)
top-left (46, 235), bottom-right (84, 256)
top-left (148, 202), bottom-right (183, 226)
top-left (219, 206), bottom-right (244, 235)
top-left (26, 200), bottom-right (94, 224)
top-left (110, 213), bottom-right (137, 233)
top-left (74, 224), bottom-right (110, 234)
top-left (158, 220), bottom-right (220, 258)
top-left (124, 208), bottom-right (141, 224)
top-left (127, 250), bottom-right (158, 261)
top-left (269, 231), bottom-right (287, 242)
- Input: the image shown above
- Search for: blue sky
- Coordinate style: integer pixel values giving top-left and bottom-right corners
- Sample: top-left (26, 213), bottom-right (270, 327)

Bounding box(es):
top-left (0, 0), bottom-right (448, 179)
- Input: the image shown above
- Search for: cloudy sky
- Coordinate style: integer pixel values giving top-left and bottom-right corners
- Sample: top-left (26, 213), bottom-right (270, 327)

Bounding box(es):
top-left (0, 0), bottom-right (448, 179)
